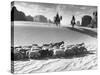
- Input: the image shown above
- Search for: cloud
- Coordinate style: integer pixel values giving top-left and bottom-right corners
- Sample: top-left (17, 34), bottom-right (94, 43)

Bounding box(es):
top-left (80, 7), bottom-right (87, 10)
top-left (75, 11), bottom-right (82, 15)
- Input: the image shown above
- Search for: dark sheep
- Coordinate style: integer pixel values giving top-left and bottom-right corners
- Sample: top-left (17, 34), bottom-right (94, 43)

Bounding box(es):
top-left (65, 43), bottom-right (87, 56)
top-left (11, 47), bottom-right (23, 61)
top-left (14, 52), bottom-right (23, 60)
top-left (19, 49), bottom-right (29, 59)
top-left (39, 49), bottom-right (53, 58)
top-left (29, 51), bottom-right (41, 59)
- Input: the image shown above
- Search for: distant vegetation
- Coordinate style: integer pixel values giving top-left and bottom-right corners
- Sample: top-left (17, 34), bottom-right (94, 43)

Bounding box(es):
top-left (81, 11), bottom-right (97, 28)
top-left (33, 15), bottom-right (49, 23)
top-left (90, 11), bottom-right (97, 28)
top-left (11, 6), bottom-right (33, 21)
top-left (81, 15), bottom-right (92, 27)
top-left (11, 6), bottom-right (53, 23)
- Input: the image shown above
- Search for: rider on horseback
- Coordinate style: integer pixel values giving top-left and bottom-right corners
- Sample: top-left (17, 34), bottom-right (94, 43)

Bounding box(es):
top-left (54, 13), bottom-right (62, 27)
top-left (71, 16), bottom-right (76, 28)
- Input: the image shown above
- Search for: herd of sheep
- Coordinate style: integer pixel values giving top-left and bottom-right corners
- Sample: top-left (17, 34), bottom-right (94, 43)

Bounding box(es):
top-left (11, 41), bottom-right (88, 61)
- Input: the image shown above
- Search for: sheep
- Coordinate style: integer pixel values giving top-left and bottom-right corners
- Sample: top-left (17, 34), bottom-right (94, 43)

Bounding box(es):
top-left (11, 47), bottom-right (24, 61)
top-left (19, 49), bottom-right (29, 59)
top-left (29, 50), bottom-right (41, 59)
top-left (65, 43), bottom-right (87, 56)
top-left (39, 49), bottom-right (53, 58)
top-left (53, 46), bottom-right (65, 57)
top-left (52, 41), bottom-right (64, 48)
top-left (28, 46), bottom-right (41, 59)
top-left (42, 45), bottom-right (49, 50)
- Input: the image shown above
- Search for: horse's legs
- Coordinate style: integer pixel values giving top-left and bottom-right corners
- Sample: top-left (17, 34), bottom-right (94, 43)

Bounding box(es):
top-left (56, 23), bottom-right (58, 27)
top-left (57, 21), bottom-right (60, 27)
top-left (73, 25), bottom-right (74, 28)
top-left (72, 24), bottom-right (74, 28)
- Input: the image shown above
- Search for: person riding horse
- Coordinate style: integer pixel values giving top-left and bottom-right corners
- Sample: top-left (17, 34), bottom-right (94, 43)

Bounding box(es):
top-left (71, 16), bottom-right (76, 28)
top-left (54, 13), bottom-right (62, 27)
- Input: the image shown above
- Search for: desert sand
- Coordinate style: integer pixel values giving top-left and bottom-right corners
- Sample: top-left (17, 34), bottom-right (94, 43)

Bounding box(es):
top-left (13, 22), bottom-right (97, 73)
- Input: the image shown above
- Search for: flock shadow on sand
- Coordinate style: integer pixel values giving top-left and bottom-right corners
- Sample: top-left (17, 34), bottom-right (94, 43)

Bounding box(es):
top-left (66, 27), bottom-right (97, 38)
top-left (16, 50), bottom-right (96, 61)
top-left (36, 51), bottom-right (95, 60)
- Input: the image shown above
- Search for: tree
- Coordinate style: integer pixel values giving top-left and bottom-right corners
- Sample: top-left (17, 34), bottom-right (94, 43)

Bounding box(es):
top-left (81, 15), bottom-right (92, 27)
top-left (26, 15), bottom-right (33, 21)
top-left (11, 6), bottom-right (26, 21)
top-left (90, 11), bottom-right (97, 28)
top-left (11, 6), bottom-right (33, 21)
top-left (33, 15), bottom-right (48, 23)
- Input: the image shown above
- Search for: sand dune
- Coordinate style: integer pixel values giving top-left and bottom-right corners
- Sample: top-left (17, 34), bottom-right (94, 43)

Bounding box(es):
top-left (14, 52), bottom-right (97, 73)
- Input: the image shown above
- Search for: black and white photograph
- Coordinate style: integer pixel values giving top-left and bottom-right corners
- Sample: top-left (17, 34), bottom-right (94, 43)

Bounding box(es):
top-left (11, 1), bottom-right (98, 74)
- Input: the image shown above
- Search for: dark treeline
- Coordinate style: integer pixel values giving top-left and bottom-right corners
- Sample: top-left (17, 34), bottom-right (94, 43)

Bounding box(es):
top-left (11, 6), bottom-right (53, 23)
top-left (11, 6), bottom-right (33, 21)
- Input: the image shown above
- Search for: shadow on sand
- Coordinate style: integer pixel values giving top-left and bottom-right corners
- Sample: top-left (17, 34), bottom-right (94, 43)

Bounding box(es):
top-left (12, 50), bottom-right (96, 61)
top-left (62, 51), bottom-right (95, 59)
top-left (66, 27), bottom-right (97, 38)
top-left (31, 51), bottom-right (96, 60)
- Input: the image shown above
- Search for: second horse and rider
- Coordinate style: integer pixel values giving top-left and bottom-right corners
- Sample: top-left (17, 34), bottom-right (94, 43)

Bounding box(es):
top-left (54, 12), bottom-right (76, 28)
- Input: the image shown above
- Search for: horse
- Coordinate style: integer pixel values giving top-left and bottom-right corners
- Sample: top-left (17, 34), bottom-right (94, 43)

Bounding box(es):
top-left (54, 13), bottom-right (62, 27)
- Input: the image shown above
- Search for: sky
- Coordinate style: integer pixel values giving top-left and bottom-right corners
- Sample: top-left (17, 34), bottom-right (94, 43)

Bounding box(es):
top-left (13, 1), bottom-right (97, 25)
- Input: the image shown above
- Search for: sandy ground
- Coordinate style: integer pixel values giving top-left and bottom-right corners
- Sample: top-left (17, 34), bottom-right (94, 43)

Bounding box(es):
top-left (14, 54), bottom-right (97, 73)
top-left (13, 22), bottom-right (97, 73)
